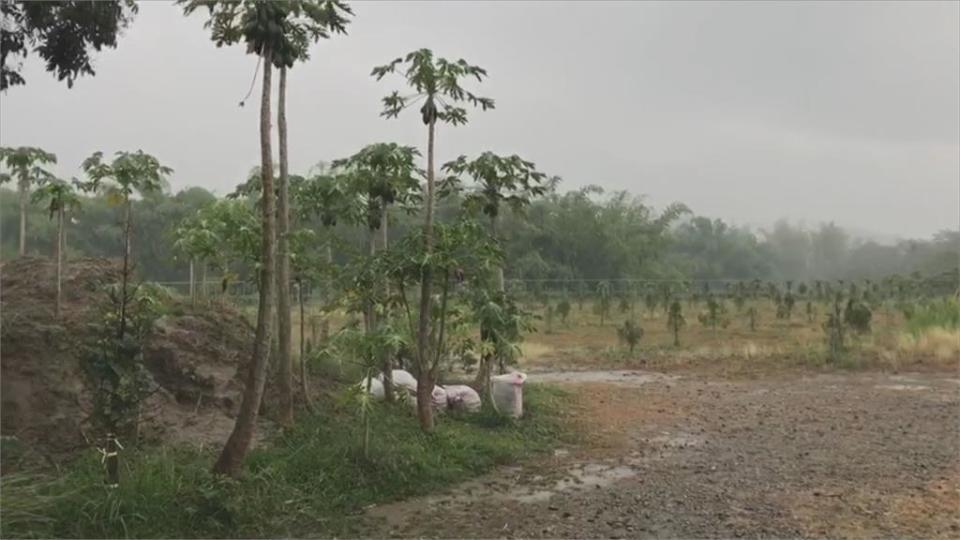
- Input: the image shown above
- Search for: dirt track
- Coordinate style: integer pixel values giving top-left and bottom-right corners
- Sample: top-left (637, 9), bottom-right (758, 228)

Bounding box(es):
top-left (363, 370), bottom-right (960, 538)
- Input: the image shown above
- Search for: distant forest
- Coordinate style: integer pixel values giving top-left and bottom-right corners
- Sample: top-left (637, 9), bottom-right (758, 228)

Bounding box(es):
top-left (2, 182), bottom-right (957, 285)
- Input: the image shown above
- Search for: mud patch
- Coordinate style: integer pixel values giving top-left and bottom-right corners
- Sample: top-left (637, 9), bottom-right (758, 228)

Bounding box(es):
top-left (531, 369), bottom-right (678, 385)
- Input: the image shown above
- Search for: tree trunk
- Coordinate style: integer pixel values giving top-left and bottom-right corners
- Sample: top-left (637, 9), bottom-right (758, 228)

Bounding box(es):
top-left (323, 242), bottom-right (332, 342)
top-left (491, 214), bottom-right (504, 293)
top-left (415, 120), bottom-right (437, 432)
top-left (276, 65), bottom-right (294, 428)
top-left (299, 280), bottom-right (313, 412)
top-left (200, 261), bottom-right (207, 300)
top-left (380, 205), bottom-right (394, 402)
top-left (55, 205), bottom-right (63, 318)
top-left (18, 176), bottom-right (27, 256)
top-left (118, 197), bottom-right (132, 338)
top-left (474, 213), bottom-right (501, 396)
top-left (189, 259), bottom-right (195, 304)
top-left (213, 45), bottom-right (276, 478)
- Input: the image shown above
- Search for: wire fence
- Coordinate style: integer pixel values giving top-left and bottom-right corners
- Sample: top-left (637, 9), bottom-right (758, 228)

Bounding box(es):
top-left (153, 274), bottom-right (958, 306)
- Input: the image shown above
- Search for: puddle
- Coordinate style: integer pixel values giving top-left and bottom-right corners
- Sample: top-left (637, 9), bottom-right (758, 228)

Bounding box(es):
top-left (875, 384), bottom-right (931, 391)
top-left (530, 370), bottom-right (678, 385)
top-left (368, 461), bottom-right (640, 527)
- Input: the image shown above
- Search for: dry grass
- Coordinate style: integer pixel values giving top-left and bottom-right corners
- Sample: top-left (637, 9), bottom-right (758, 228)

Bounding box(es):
top-left (519, 301), bottom-right (956, 374)
top-left (897, 327), bottom-right (960, 361)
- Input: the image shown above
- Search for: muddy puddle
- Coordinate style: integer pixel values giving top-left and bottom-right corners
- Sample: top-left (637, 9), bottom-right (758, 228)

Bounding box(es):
top-left (529, 369), bottom-right (679, 385)
top-left (368, 460), bottom-right (643, 528)
top-left (367, 428), bottom-right (704, 529)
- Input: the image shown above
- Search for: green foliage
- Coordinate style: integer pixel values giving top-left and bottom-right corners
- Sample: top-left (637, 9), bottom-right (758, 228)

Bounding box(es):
top-left (81, 150), bottom-right (172, 200)
top-left (616, 319), bottom-right (644, 354)
top-left (667, 300), bottom-right (685, 346)
top-left (30, 177), bottom-right (81, 218)
top-left (556, 298), bottom-right (571, 325)
top-left (0, 0), bottom-right (137, 90)
top-left (80, 282), bottom-right (164, 436)
top-left (697, 294), bottom-right (728, 331)
top-left (844, 297), bottom-right (872, 334)
top-left (904, 298), bottom-right (960, 334)
top-left (443, 152), bottom-right (547, 220)
top-left (333, 142), bottom-right (422, 230)
top-left (823, 294), bottom-right (847, 362)
top-left (372, 49), bottom-right (494, 126)
top-left (180, 0), bottom-right (352, 68)
top-left (0, 146), bottom-right (57, 187)
top-left (2, 387), bottom-right (568, 538)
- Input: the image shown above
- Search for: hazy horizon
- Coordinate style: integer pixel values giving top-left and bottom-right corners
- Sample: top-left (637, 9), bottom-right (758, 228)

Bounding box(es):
top-left (1, 1), bottom-right (957, 240)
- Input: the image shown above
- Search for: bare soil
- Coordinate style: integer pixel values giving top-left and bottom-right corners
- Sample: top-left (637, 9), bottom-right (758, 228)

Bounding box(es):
top-left (1, 257), bottom-right (258, 466)
top-left (364, 369), bottom-right (960, 538)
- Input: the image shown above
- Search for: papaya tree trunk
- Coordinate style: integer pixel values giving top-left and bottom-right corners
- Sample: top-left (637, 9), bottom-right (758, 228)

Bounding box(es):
top-left (189, 259), bottom-right (195, 304)
top-left (276, 65), bottom-right (294, 427)
top-left (475, 213), bottom-right (501, 397)
top-left (380, 205), bottom-right (394, 402)
top-left (298, 280), bottom-right (313, 411)
top-left (55, 205), bottom-right (63, 318)
top-left (118, 196), bottom-right (132, 339)
top-left (200, 261), bottom-right (207, 300)
top-left (415, 119), bottom-right (436, 432)
top-left (18, 176), bottom-right (27, 256)
top-left (214, 45), bottom-right (276, 478)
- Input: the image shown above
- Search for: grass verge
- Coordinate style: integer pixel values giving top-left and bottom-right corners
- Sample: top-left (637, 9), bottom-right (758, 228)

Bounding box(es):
top-left (0, 384), bottom-right (570, 538)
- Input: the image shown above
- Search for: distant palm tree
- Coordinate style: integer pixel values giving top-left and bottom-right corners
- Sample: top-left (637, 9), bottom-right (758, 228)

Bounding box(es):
top-left (0, 146), bottom-right (57, 255)
top-left (31, 178), bottom-right (82, 317)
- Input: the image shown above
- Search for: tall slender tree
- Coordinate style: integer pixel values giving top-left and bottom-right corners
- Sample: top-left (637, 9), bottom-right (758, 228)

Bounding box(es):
top-left (0, 146), bottom-right (57, 256)
top-left (31, 178), bottom-right (82, 317)
top-left (180, 0), bottom-right (287, 477)
top-left (271, 0), bottom-right (352, 428)
top-left (372, 49), bottom-right (494, 431)
top-left (81, 150), bottom-right (171, 337)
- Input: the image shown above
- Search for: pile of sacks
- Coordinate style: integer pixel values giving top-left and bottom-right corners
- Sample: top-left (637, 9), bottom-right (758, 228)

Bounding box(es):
top-left (359, 369), bottom-right (528, 418)
top-left (360, 369), bottom-right (482, 413)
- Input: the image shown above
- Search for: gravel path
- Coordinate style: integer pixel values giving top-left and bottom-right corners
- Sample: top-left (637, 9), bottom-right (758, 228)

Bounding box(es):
top-left (362, 370), bottom-right (960, 538)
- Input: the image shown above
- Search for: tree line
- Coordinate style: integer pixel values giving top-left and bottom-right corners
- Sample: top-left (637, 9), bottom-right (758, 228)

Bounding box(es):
top-left (2, 180), bottom-right (956, 286)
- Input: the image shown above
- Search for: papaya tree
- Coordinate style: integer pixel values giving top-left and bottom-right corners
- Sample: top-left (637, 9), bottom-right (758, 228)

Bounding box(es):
top-left (0, 146), bottom-right (57, 256)
top-left (442, 152), bottom-right (545, 393)
top-left (667, 300), bottom-right (685, 347)
top-left (372, 48), bottom-right (493, 431)
top-left (31, 178), bottom-right (81, 317)
top-left (81, 150), bottom-right (171, 337)
top-left (334, 142), bottom-right (421, 402)
top-left (381, 219), bottom-right (501, 431)
top-left (180, 0), bottom-right (286, 476)
top-left (271, 0), bottom-right (352, 428)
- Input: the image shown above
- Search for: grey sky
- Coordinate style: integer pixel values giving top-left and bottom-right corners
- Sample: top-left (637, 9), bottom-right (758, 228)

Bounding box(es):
top-left (2, 0), bottom-right (958, 239)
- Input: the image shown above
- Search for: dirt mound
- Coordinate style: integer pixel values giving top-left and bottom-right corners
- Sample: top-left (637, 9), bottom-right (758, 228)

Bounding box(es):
top-left (1, 256), bottom-right (255, 463)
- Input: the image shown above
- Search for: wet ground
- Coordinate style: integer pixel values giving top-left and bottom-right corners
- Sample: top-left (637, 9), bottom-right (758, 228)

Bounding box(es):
top-left (362, 369), bottom-right (960, 538)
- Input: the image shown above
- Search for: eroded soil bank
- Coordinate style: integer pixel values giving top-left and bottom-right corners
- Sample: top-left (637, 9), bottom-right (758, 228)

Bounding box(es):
top-left (363, 370), bottom-right (960, 539)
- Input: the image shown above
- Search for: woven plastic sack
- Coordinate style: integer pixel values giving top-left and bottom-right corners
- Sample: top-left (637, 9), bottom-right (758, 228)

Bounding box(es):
top-left (491, 372), bottom-right (527, 418)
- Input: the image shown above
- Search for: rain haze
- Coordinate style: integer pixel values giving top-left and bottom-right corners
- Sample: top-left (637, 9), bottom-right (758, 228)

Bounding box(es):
top-left (1, 0), bottom-right (958, 239)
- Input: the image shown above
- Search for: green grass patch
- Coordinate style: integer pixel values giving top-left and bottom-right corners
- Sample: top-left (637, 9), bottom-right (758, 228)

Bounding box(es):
top-left (1, 384), bottom-right (570, 538)
top-left (905, 298), bottom-right (960, 335)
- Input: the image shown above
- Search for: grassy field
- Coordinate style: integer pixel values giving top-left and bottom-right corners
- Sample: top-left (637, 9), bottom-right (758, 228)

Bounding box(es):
top-left (515, 298), bottom-right (959, 375)
top-left (271, 295), bottom-right (960, 381)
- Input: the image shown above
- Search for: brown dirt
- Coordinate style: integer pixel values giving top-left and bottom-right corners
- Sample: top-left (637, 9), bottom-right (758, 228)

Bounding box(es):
top-left (363, 369), bottom-right (960, 538)
top-left (1, 256), bottom-right (258, 466)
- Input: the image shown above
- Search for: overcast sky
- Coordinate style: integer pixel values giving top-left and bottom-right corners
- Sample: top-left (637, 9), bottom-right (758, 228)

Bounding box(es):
top-left (1, 1), bottom-right (958, 239)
